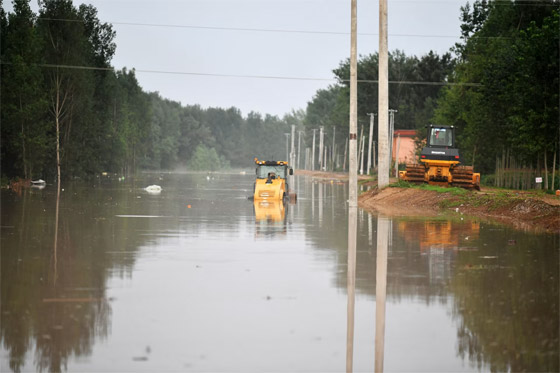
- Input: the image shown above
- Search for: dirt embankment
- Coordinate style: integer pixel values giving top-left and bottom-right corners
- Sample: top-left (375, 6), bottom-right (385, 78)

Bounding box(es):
top-left (296, 170), bottom-right (560, 233)
top-left (359, 187), bottom-right (559, 233)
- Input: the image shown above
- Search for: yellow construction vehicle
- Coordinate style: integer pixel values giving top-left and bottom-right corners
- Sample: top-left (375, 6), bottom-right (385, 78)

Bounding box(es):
top-left (252, 158), bottom-right (293, 200)
top-left (399, 125), bottom-right (480, 190)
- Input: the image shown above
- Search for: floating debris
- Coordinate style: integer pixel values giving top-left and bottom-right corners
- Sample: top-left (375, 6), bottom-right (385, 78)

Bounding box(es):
top-left (144, 185), bottom-right (162, 194)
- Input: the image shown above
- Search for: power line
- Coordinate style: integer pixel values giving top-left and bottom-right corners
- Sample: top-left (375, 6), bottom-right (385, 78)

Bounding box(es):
top-left (38, 17), bottom-right (463, 39)
top-left (2, 62), bottom-right (482, 87)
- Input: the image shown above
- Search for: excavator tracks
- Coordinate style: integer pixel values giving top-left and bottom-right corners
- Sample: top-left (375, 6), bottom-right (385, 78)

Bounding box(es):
top-left (451, 166), bottom-right (479, 190)
top-left (404, 164), bottom-right (426, 183)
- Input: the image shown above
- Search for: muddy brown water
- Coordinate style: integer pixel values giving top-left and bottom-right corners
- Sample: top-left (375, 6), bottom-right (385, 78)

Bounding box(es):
top-left (1, 172), bottom-right (558, 372)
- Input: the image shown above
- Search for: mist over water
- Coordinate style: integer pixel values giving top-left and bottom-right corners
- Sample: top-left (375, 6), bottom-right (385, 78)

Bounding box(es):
top-left (1, 173), bottom-right (558, 372)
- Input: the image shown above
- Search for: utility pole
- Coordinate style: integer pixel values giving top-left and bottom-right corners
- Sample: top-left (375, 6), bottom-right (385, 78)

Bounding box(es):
top-left (297, 130), bottom-right (303, 169)
top-left (290, 125), bottom-right (296, 168)
top-left (347, 0), bottom-right (358, 371)
top-left (377, 0), bottom-right (390, 188)
top-left (367, 113), bottom-right (375, 175)
top-left (373, 141), bottom-right (376, 169)
top-left (348, 0), bottom-right (358, 201)
top-left (312, 129), bottom-right (317, 171)
top-left (388, 109), bottom-right (398, 173)
top-left (290, 125), bottom-right (296, 194)
top-left (332, 126), bottom-right (336, 170)
top-left (360, 134), bottom-right (366, 175)
top-left (284, 133), bottom-right (290, 162)
top-left (394, 133), bottom-right (401, 177)
top-left (319, 126), bottom-right (324, 171)
top-left (359, 125), bottom-right (364, 175)
top-left (343, 138), bottom-right (348, 171)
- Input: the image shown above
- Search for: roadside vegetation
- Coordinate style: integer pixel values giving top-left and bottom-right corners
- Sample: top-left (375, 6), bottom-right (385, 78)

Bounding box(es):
top-left (1, 0), bottom-right (558, 189)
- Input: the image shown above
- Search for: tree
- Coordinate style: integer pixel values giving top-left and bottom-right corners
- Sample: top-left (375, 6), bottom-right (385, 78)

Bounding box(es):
top-left (1, 0), bottom-right (48, 179)
top-left (434, 1), bottom-right (559, 176)
top-left (187, 144), bottom-right (230, 171)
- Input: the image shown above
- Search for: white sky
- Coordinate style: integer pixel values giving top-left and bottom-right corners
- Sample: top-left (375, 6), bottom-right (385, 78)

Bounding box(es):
top-left (7, 0), bottom-right (466, 116)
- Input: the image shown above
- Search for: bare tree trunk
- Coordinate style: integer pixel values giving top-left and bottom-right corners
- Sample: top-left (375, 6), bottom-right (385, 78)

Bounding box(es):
top-left (544, 152), bottom-right (549, 190)
top-left (552, 147), bottom-right (557, 191)
top-left (53, 82), bottom-right (62, 286)
top-left (19, 97), bottom-right (28, 179)
top-left (343, 137), bottom-right (348, 172)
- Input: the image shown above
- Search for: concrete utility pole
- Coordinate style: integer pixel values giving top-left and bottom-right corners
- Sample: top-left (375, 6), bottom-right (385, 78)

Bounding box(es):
top-left (332, 126), bottom-right (336, 169)
top-left (290, 125), bottom-right (296, 194)
top-left (343, 138), bottom-right (348, 171)
top-left (290, 125), bottom-right (296, 167)
top-left (284, 133), bottom-right (290, 162)
top-left (378, 0), bottom-right (389, 188)
top-left (360, 134), bottom-right (366, 175)
top-left (373, 141), bottom-right (376, 169)
top-left (367, 113), bottom-right (376, 175)
top-left (394, 133), bottom-right (401, 177)
top-left (388, 109), bottom-right (398, 172)
top-left (358, 125), bottom-right (364, 175)
top-left (318, 126), bottom-right (324, 171)
top-left (311, 129), bottom-right (317, 171)
top-left (297, 130), bottom-right (303, 169)
top-left (347, 1), bottom-right (358, 372)
top-left (348, 0), bottom-right (358, 202)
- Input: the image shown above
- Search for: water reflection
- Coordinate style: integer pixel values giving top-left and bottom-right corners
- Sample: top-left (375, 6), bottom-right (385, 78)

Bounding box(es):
top-left (0, 173), bottom-right (557, 372)
top-left (398, 219), bottom-right (480, 251)
top-left (1, 185), bottom-right (113, 373)
top-left (374, 216), bottom-right (389, 373)
top-left (346, 207), bottom-right (357, 373)
top-left (253, 200), bottom-right (287, 238)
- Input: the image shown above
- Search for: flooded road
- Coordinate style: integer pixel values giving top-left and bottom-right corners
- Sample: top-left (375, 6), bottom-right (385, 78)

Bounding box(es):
top-left (1, 173), bottom-right (558, 372)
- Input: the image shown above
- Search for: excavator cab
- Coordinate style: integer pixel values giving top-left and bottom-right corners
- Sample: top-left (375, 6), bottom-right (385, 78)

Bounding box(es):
top-left (400, 125), bottom-right (480, 190)
top-left (253, 159), bottom-right (293, 200)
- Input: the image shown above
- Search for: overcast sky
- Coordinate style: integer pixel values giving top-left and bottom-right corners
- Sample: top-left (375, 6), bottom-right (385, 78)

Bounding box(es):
top-left (7, 0), bottom-right (467, 117)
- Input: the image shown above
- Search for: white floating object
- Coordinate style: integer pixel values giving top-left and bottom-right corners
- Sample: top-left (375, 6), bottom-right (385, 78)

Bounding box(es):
top-left (144, 185), bottom-right (162, 194)
top-left (31, 179), bottom-right (46, 185)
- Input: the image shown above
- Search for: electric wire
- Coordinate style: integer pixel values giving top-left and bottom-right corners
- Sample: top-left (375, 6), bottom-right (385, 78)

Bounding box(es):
top-left (5, 62), bottom-right (482, 87)
top-left (38, 18), bottom-right (463, 38)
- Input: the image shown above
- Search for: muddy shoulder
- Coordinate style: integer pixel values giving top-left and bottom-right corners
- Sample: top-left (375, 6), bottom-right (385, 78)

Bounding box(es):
top-left (358, 187), bottom-right (560, 233)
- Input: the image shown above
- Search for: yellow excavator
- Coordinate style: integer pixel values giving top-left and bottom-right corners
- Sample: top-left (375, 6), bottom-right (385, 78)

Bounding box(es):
top-left (399, 125), bottom-right (480, 190)
top-left (252, 158), bottom-right (293, 200)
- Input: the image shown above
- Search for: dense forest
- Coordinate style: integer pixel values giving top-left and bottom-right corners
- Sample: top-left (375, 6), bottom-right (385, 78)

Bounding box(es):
top-left (1, 0), bottom-right (558, 187)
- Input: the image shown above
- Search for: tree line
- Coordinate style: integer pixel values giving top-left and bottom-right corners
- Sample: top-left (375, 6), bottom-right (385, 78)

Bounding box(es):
top-left (434, 0), bottom-right (559, 181)
top-left (1, 0), bottom-right (295, 182)
top-left (302, 0), bottom-right (558, 184)
top-left (2, 0), bottom-right (558, 185)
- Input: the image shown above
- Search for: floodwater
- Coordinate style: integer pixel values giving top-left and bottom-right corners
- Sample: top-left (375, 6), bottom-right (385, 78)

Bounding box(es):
top-left (1, 173), bottom-right (558, 372)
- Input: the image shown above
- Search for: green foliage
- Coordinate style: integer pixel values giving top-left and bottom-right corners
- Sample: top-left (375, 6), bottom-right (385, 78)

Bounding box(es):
top-left (303, 50), bottom-right (454, 166)
top-left (4, 2), bottom-right (295, 180)
top-left (434, 3), bottom-right (559, 175)
top-left (187, 144), bottom-right (230, 171)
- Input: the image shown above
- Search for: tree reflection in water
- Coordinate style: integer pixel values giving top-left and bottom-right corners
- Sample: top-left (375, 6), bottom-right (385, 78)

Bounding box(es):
top-left (451, 228), bottom-right (559, 372)
top-left (0, 185), bottom-right (129, 372)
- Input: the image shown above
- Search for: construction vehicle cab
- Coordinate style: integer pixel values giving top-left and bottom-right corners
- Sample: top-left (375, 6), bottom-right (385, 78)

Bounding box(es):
top-left (399, 125), bottom-right (480, 190)
top-left (253, 159), bottom-right (293, 200)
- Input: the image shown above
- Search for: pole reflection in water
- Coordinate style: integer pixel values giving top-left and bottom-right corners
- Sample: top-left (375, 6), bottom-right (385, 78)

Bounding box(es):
top-left (375, 216), bottom-right (389, 373)
top-left (346, 206), bottom-right (357, 373)
top-left (319, 182), bottom-right (323, 225)
top-left (52, 177), bottom-right (61, 285)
